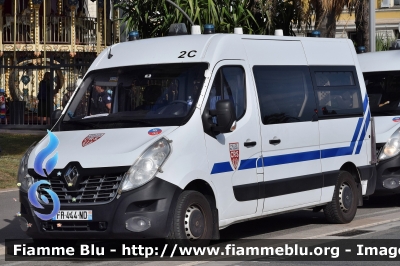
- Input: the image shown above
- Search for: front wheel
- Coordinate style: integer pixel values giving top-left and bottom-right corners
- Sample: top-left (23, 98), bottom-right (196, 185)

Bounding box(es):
top-left (324, 171), bottom-right (358, 224)
top-left (167, 191), bottom-right (213, 247)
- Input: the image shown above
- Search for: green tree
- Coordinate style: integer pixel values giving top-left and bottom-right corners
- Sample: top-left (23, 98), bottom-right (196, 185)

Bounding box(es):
top-left (322, 0), bottom-right (355, 38)
top-left (116, 0), bottom-right (260, 38)
top-left (115, 0), bottom-right (315, 38)
top-left (353, 0), bottom-right (369, 50)
top-left (115, 0), bottom-right (165, 37)
top-left (311, 0), bottom-right (327, 36)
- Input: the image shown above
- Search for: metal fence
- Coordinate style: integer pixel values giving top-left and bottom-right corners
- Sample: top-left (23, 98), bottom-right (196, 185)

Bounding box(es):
top-left (3, 15), bottom-right (97, 45)
top-left (0, 52), bottom-right (96, 129)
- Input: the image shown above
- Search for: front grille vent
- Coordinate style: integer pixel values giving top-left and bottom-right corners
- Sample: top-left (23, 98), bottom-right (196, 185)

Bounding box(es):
top-left (41, 221), bottom-right (107, 232)
top-left (37, 174), bottom-right (123, 205)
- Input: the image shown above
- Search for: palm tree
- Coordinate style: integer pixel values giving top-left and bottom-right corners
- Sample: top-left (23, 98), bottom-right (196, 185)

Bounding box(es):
top-left (115, 0), bottom-right (265, 38)
top-left (115, 0), bottom-right (166, 37)
top-left (308, 0), bottom-right (344, 38)
top-left (310, 0), bottom-right (327, 36)
top-left (322, 0), bottom-right (346, 37)
top-left (353, 0), bottom-right (369, 50)
top-left (264, 0), bottom-right (318, 37)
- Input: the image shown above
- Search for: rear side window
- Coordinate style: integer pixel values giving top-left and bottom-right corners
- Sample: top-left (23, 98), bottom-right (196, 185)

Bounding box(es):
top-left (253, 66), bottom-right (317, 125)
top-left (315, 71), bottom-right (355, 86)
top-left (364, 71), bottom-right (400, 115)
top-left (311, 67), bottom-right (363, 117)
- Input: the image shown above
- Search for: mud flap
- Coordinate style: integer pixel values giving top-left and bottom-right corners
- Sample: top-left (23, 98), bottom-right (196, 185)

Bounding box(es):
top-left (212, 208), bottom-right (220, 240)
top-left (357, 183), bottom-right (363, 206)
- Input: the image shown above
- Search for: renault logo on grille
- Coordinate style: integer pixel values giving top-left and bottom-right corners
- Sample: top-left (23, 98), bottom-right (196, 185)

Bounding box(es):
top-left (64, 166), bottom-right (79, 187)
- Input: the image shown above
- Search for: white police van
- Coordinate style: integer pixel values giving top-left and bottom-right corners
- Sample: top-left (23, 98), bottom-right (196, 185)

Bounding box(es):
top-left (18, 26), bottom-right (376, 245)
top-left (358, 49), bottom-right (400, 194)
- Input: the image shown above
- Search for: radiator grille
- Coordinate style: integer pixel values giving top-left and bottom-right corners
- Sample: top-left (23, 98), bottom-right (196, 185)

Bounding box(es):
top-left (37, 174), bottom-right (123, 205)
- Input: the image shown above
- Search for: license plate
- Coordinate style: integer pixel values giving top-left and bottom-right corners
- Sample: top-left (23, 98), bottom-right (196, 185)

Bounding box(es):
top-left (52, 210), bottom-right (92, 221)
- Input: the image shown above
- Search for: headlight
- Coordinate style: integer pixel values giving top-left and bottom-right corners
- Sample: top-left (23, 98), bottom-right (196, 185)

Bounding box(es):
top-left (379, 128), bottom-right (400, 161)
top-left (119, 138), bottom-right (171, 192)
top-left (17, 143), bottom-right (36, 192)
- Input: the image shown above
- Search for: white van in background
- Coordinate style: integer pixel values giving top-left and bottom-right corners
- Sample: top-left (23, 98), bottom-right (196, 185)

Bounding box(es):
top-left (18, 28), bottom-right (376, 246)
top-left (358, 49), bottom-right (400, 194)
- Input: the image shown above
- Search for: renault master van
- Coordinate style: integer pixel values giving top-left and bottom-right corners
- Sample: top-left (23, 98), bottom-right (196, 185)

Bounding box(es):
top-left (358, 49), bottom-right (400, 194)
top-left (18, 31), bottom-right (376, 246)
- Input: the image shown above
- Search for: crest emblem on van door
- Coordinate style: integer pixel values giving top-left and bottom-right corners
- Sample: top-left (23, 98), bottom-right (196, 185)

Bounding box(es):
top-left (82, 133), bottom-right (105, 147)
top-left (229, 142), bottom-right (240, 170)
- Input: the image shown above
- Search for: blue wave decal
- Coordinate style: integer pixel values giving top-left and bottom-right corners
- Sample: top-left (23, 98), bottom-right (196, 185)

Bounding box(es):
top-left (34, 130), bottom-right (59, 177)
top-left (28, 180), bottom-right (60, 221)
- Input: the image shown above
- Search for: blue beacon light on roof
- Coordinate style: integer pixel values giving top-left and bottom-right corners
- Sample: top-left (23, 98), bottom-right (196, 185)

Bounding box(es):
top-left (128, 31), bottom-right (140, 41)
top-left (204, 24), bottom-right (215, 34)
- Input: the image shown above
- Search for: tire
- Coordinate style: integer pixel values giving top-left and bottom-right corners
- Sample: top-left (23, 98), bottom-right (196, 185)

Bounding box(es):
top-left (324, 171), bottom-right (358, 224)
top-left (167, 191), bottom-right (213, 247)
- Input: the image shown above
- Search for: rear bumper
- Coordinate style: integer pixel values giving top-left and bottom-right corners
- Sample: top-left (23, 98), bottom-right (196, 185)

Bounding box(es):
top-left (19, 177), bottom-right (182, 239)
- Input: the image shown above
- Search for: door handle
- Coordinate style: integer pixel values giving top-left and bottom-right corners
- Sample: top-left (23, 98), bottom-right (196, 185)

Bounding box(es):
top-left (269, 139), bottom-right (281, 145)
top-left (244, 141), bottom-right (257, 147)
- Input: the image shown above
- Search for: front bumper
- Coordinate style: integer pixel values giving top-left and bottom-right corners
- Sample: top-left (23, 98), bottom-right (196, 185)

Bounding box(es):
top-left (19, 177), bottom-right (182, 239)
top-left (375, 153), bottom-right (400, 194)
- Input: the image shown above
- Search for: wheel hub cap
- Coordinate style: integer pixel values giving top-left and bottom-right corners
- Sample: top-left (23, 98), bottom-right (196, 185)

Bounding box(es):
top-left (184, 206), bottom-right (205, 239)
top-left (339, 183), bottom-right (353, 211)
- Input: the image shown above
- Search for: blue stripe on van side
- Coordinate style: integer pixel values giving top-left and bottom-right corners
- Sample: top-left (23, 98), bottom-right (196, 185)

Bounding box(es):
top-left (355, 110), bottom-right (371, 154)
top-left (320, 117), bottom-right (363, 159)
top-left (238, 150), bottom-right (321, 170)
top-left (262, 150), bottom-right (320, 167)
top-left (353, 96), bottom-right (370, 154)
top-left (210, 94), bottom-right (370, 175)
top-left (363, 95), bottom-right (369, 112)
top-left (238, 158), bottom-right (257, 170)
top-left (211, 162), bottom-right (233, 174)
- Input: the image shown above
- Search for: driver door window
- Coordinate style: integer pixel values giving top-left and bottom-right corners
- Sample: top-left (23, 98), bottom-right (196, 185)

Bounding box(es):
top-left (205, 66), bottom-right (246, 125)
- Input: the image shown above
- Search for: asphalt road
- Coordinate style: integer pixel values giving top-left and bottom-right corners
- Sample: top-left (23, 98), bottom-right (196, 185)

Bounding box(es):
top-left (2, 189), bottom-right (400, 265)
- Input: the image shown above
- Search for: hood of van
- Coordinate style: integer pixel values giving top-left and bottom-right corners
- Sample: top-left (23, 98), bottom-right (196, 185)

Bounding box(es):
top-left (27, 127), bottom-right (178, 172)
top-left (374, 116), bottom-right (400, 143)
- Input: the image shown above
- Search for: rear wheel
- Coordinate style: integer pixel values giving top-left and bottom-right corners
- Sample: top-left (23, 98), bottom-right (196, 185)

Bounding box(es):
top-left (167, 191), bottom-right (213, 247)
top-left (324, 171), bottom-right (358, 224)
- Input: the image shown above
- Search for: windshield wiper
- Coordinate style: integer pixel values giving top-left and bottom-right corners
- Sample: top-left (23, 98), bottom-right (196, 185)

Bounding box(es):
top-left (99, 119), bottom-right (156, 127)
top-left (63, 119), bottom-right (100, 128)
top-left (64, 117), bottom-right (157, 128)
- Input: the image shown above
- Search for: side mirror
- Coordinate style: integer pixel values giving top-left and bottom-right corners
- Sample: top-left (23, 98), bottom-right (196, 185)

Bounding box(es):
top-left (210, 99), bottom-right (237, 134)
top-left (51, 109), bottom-right (62, 127)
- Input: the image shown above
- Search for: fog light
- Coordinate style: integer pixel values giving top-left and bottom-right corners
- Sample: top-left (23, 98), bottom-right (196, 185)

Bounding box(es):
top-left (125, 217), bottom-right (151, 232)
top-left (383, 177), bottom-right (400, 189)
top-left (19, 217), bottom-right (29, 232)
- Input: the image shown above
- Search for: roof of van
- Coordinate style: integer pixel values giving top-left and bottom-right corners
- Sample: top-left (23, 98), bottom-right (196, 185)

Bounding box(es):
top-left (89, 34), bottom-right (356, 72)
top-left (358, 50), bottom-right (400, 73)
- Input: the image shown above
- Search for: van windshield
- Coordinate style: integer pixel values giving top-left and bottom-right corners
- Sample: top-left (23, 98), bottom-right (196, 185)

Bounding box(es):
top-left (364, 71), bottom-right (400, 116)
top-left (60, 63), bottom-right (208, 131)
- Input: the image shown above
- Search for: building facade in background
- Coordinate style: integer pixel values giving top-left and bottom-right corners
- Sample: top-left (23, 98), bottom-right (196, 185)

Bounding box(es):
top-left (336, 0), bottom-right (400, 41)
top-left (1, 0), bottom-right (399, 129)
